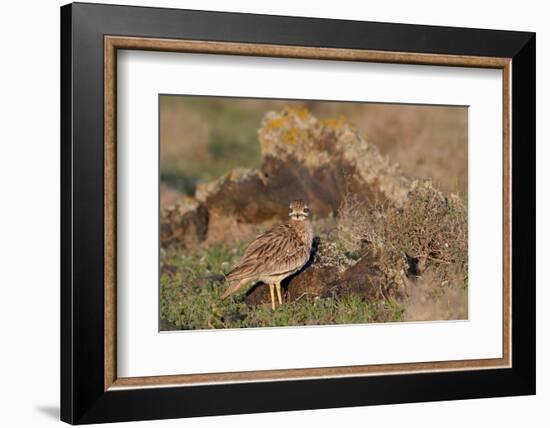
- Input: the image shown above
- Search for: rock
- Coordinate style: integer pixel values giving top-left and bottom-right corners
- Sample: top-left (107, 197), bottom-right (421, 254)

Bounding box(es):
top-left (195, 168), bottom-right (283, 223)
top-left (195, 107), bottom-right (411, 224)
top-left (244, 265), bottom-right (339, 305)
top-left (160, 264), bottom-right (178, 277)
top-left (259, 107), bottom-right (410, 210)
top-left (245, 238), bottom-right (407, 305)
top-left (160, 197), bottom-right (208, 247)
top-left (244, 238), bottom-right (342, 304)
top-left (160, 183), bottom-right (186, 207)
top-left (322, 246), bottom-right (407, 301)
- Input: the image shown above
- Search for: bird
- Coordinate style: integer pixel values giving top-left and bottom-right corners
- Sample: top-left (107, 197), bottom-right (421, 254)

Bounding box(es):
top-left (220, 199), bottom-right (314, 310)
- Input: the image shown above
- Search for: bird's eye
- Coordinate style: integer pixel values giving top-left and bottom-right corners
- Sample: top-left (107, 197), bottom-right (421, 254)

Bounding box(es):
top-left (303, 207), bottom-right (309, 213)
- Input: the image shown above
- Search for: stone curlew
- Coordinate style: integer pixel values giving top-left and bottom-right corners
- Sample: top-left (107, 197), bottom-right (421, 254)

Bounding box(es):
top-left (221, 199), bottom-right (313, 310)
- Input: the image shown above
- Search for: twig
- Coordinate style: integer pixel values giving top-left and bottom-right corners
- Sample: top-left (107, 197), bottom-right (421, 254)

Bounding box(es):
top-left (293, 292), bottom-right (320, 303)
top-left (378, 282), bottom-right (389, 302)
top-left (425, 256), bottom-right (452, 265)
top-left (410, 253), bottom-right (452, 265)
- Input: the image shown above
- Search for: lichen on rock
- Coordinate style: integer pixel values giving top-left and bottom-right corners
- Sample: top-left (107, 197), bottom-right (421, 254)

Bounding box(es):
top-left (185, 106), bottom-right (413, 229)
top-left (259, 106), bottom-right (410, 206)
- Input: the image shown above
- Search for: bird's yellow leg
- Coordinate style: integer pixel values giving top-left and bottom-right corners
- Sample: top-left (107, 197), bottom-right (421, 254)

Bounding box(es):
top-left (275, 282), bottom-right (283, 306)
top-left (269, 284), bottom-right (276, 311)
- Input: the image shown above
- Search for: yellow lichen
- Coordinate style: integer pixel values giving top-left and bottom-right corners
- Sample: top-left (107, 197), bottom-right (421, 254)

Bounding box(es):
top-left (320, 116), bottom-right (347, 131)
top-left (265, 117), bottom-right (287, 130)
top-left (281, 127), bottom-right (308, 145)
top-left (283, 105), bottom-right (311, 120)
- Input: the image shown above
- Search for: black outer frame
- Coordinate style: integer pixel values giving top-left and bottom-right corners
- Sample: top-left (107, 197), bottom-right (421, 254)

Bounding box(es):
top-left (60, 2), bottom-right (535, 424)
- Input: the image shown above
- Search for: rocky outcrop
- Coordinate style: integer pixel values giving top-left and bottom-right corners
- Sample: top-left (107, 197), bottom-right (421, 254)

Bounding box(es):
top-left (161, 106), bottom-right (413, 246)
top-left (194, 107), bottom-right (410, 224)
top-left (160, 197), bottom-right (208, 247)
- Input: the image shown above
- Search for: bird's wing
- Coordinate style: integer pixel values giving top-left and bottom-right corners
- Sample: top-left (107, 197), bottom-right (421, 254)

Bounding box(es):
top-left (226, 223), bottom-right (310, 282)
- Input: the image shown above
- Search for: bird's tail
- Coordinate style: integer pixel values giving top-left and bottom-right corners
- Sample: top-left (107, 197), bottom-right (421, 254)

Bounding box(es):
top-left (220, 279), bottom-right (246, 299)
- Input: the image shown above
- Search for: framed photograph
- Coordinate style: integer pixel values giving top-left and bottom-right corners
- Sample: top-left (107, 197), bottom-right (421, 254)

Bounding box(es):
top-left (60, 2), bottom-right (535, 424)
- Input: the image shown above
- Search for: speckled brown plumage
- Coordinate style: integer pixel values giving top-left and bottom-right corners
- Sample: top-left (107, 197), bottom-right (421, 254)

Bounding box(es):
top-left (221, 200), bottom-right (313, 308)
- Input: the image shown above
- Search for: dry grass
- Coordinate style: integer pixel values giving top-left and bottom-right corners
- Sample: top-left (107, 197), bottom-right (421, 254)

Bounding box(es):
top-left (336, 181), bottom-right (468, 320)
top-left (336, 192), bottom-right (387, 257)
top-left (384, 181), bottom-right (468, 273)
top-left (338, 181), bottom-right (467, 271)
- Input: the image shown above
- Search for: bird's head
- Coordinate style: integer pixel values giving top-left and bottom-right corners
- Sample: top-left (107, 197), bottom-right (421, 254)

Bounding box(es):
top-left (288, 199), bottom-right (310, 221)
